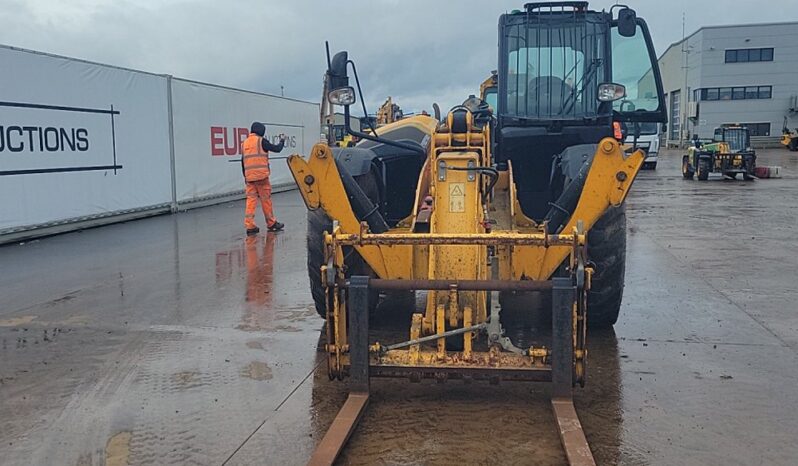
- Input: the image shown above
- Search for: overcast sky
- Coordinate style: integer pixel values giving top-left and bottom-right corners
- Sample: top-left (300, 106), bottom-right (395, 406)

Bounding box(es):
top-left (2, 0), bottom-right (796, 114)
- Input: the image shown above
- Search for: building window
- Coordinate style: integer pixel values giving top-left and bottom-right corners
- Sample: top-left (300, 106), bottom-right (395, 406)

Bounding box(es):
top-left (722, 122), bottom-right (771, 136)
top-left (670, 91), bottom-right (680, 140)
top-left (699, 85), bottom-right (771, 101)
top-left (725, 47), bottom-right (774, 63)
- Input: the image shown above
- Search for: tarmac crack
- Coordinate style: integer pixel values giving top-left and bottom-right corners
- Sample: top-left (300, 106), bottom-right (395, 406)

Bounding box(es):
top-left (618, 337), bottom-right (781, 348)
top-left (220, 360), bottom-right (322, 465)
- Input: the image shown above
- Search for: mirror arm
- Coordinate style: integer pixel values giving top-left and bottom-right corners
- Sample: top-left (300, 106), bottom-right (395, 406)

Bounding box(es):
top-left (347, 60), bottom-right (377, 135)
top-left (339, 59), bottom-right (425, 156)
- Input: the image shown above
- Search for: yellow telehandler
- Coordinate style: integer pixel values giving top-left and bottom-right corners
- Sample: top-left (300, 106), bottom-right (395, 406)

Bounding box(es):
top-left (288, 3), bottom-right (666, 464)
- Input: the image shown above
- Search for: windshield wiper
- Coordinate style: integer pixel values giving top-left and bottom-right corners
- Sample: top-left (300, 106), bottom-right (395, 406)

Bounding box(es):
top-left (561, 59), bottom-right (601, 115)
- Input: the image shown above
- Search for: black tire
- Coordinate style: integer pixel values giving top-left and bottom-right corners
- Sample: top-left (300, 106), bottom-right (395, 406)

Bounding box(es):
top-left (697, 159), bottom-right (710, 181)
top-left (682, 156), bottom-right (694, 179)
top-left (499, 205), bottom-right (628, 328)
top-left (307, 209), bottom-right (333, 318)
top-left (307, 169), bottom-right (382, 319)
top-left (586, 204), bottom-right (627, 328)
top-left (649, 161), bottom-right (657, 170)
top-left (790, 138), bottom-right (798, 151)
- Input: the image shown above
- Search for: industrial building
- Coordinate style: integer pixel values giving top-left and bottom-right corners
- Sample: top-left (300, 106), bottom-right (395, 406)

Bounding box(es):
top-left (658, 21), bottom-right (798, 147)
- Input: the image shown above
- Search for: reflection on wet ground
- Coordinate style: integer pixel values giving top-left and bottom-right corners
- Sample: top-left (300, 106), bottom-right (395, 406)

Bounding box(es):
top-left (1, 149), bottom-right (798, 465)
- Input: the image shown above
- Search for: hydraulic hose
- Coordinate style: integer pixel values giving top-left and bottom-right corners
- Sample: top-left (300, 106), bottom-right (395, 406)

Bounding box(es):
top-left (445, 165), bottom-right (499, 204)
top-left (543, 160), bottom-right (590, 234)
top-left (335, 159), bottom-right (389, 234)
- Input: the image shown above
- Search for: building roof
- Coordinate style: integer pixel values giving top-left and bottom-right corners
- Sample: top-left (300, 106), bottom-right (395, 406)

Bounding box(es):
top-left (657, 21), bottom-right (798, 61)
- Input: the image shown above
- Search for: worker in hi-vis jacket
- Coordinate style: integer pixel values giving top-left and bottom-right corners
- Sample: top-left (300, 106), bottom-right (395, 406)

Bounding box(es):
top-left (241, 122), bottom-right (285, 235)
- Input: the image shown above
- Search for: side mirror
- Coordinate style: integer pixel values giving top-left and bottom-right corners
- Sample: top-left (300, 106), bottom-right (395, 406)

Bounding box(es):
top-left (597, 83), bottom-right (626, 102)
top-left (617, 8), bottom-right (637, 37)
top-left (328, 51), bottom-right (349, 87)
top-left (327, 50), bottom-right (351, 105)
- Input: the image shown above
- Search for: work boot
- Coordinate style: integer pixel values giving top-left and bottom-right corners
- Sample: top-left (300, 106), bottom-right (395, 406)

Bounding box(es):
top-left (267, 221), bottom-right (285, 232)
top-left (246, 227), bottom-right (260, 236)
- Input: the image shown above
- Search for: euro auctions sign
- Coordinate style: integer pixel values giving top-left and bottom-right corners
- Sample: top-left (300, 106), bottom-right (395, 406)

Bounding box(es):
top-left (0, 101), bottom-right (121, 176)
top-left (209, 125), bottom-right (301, 157)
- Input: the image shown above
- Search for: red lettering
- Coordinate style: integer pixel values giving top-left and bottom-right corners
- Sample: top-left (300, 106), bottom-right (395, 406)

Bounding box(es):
top-left (211, 126), bottom-right (255, 156)
top-left (223, 127), bottom-right (238, 156)
top-left (237, 128), bottom-right (248, 155)
top-left (210, 126), bottom-right (224, 156)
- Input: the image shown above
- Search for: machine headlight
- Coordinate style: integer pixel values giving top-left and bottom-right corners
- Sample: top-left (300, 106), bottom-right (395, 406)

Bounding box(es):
top-left (328, 87), bottom-right (356, 106)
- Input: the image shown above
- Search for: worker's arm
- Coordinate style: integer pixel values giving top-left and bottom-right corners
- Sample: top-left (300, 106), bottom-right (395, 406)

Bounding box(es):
top-left (261, 137), bottom-right (285, 153)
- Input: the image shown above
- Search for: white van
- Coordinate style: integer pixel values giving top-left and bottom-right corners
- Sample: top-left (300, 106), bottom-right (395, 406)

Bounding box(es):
top-left (632, 122), bottom-right (661, 169)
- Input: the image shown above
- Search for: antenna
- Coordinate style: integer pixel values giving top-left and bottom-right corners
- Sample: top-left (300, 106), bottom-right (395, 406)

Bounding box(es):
top-left (681, 11), bottom-right (686, 45)
top-left (325, 41), bottom-right (332, 70)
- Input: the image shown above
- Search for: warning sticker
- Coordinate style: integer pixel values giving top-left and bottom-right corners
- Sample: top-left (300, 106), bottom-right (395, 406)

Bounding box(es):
top-left (449, 183), bottom-right (465, 212)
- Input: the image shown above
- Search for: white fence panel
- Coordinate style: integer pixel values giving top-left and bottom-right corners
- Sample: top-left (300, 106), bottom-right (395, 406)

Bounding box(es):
top-left (0, 46), bottom-right (173, 232)
top-left (170, 79), bottom-right (319, 204)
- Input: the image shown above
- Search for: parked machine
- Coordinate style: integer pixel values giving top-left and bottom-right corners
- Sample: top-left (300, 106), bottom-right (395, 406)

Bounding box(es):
top-left (375, 96), bottom-right (403, 126)
top-left (782, 116), bottom-right (798, 151)
top-left (289, 3), bottom-right (666, 464)
top-left (682, 126), bottom-right (756, 180)
top-left (480, 71), bottom-right (498, 111)
top-left (634, 122), bottom-right (661, 169)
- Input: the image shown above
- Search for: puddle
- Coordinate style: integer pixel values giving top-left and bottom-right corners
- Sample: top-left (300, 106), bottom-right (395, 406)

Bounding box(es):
top-left (105, 431), bottom-right (132, 466)
top-left (246, 340), bottom-right (264, 350)
top-left (171, 371), bottom-right (200, 388)
top-left (0, 315), bottom-right (37, 327)
top-left (241, 361), bottom-right (273, 381)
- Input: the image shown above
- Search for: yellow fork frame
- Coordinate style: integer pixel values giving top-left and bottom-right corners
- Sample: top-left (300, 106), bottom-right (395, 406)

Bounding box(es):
top-left (288, 138), bottom-right (643, 283)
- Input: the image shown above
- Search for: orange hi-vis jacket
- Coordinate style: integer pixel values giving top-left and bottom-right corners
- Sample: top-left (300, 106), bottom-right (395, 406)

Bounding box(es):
top-left (241, 134), bottom-right (270, 182)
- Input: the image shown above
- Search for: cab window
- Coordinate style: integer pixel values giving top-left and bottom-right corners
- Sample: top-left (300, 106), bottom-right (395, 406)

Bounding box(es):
top-left (611, 24), bottom-right (663, 115)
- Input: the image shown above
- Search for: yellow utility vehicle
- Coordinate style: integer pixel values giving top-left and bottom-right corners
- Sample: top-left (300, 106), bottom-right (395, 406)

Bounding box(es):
top-left (782, 116), bottom-right (798, 151)
top-left (683, 126), bottom-right (756, 181)
top-left (289, 3), bottom-right (666, 464)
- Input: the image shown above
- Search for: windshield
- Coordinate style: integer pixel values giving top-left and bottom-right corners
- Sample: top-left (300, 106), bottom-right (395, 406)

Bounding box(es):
top-left (720, 129), bottom-right (749, 152)
top-left (501, 15), bottom-right (607, 119)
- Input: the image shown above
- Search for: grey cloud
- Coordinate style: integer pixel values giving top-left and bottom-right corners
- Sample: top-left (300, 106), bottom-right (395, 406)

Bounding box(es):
top-left (1, 0), bottom-right (794, 115)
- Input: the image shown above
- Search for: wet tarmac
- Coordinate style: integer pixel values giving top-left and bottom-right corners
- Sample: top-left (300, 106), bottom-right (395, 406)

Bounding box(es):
top-left (1, 148), bottom-right (797, 465)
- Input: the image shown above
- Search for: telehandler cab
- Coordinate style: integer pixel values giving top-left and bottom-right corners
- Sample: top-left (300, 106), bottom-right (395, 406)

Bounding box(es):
top-left (288, 3), bottom-right (666, 464)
